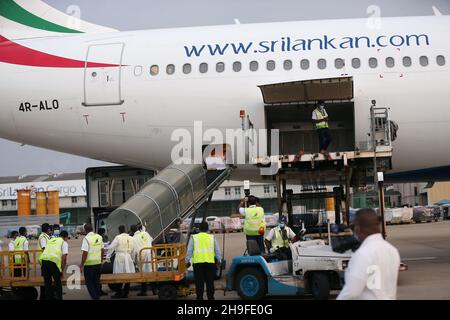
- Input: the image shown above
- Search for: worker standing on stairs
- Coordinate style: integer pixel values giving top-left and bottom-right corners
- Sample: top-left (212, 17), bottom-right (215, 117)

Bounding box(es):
top-left (106, 225), bottom-right (135, 299)
top-left (312, 100), bottom-right (332, 155)
top-left (39, 230), bottom-right (69, 300)
top-left (239, 195), bottom-right (266, 253)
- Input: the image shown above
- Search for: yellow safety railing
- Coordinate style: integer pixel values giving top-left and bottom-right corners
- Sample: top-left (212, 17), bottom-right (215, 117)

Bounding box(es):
top-left (137, 243), bottom-right (187, 279)
top-left (0, 250), bottom-right (42, 282)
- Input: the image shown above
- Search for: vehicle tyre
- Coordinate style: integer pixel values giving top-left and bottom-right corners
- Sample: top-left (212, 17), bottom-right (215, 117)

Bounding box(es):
top-left (158, 284), bottom-right (177, 300)
top-left (236, 267), bottom-right (266, 300)
top-left (310, 273), bottom-right (330, 300)
top-left (15, 287), bottom-right (38, 300)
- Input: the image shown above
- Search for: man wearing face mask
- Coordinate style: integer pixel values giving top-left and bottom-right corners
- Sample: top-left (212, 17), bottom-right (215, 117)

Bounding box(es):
top-left (51, 224), bottom-right (61, 238)
top-left (312, 100), bottom-right (332, 154)
top-left (337, 208), bottom-right (400, 300)
top-left (264, 216), bottom-right (296, 259)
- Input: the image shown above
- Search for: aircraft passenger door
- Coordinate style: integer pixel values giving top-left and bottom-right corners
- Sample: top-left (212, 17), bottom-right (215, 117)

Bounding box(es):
top-left (83, 43), bottom-right (124, 106)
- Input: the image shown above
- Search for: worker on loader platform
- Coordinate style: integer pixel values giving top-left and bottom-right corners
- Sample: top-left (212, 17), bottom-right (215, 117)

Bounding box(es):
top-left (239, 195), bottom-right (266, 253)
top-left (312, 100), bottom-right (332, 155)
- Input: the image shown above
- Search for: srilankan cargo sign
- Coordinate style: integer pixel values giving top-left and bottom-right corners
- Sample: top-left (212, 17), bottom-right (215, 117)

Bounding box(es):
top-left (0, 180), bottom-right (86, 200)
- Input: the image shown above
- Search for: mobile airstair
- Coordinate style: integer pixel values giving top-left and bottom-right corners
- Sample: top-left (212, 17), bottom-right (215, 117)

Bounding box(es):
top-left (104, 164), bottom-right (233, 241)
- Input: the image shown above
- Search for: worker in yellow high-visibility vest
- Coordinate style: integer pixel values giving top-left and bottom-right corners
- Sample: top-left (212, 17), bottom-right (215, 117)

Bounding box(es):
top-left (39, 230), bottom-right (69, 300)
top-left (10, 227), bottom-right (29, 278)
top-left (239, 195), bottom-right (266, 253)
top-left (312, 100), bottom-right (332, 154)
top-left (38, 223), bottom-right (53, 300)
top-left (80, 223), bottom-right (104, 300)
top-left (185, 222), bottom-right (222, 300)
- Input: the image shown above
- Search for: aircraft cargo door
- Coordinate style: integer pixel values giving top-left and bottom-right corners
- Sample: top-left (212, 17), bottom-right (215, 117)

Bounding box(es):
top-left (83, 43), bottom-right (124, 106)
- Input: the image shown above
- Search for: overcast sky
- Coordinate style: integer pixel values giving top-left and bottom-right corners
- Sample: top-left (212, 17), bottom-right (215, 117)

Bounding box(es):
top-left (0, 0), bottom-right (449, 176)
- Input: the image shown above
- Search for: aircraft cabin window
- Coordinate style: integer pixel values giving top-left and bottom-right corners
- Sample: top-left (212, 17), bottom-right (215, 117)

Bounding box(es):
top-left (317, 58), bottom-right (327, 70)
top-left (183, 63), bottom-right (192, 74)
top-left (300, 59), bottom-right (310, 70)
top-left (134, 66), bottom-right (143, 76)
top-left (351, 58), bottom-right (361, 69)
top-left (437, 55), bottom-right (446, 66)
top-left (233, 61), bottom-right (242, 72)
top-left (402, 56), bottom-right (412, 67)
top-left (369, 57), bottom-right (378, 68)
top-left (419, 56), bottom-right (429, 67)
top-left (216, 62), bottom-right (225, 73)
top-left (386, 57), bottom-right (395, 68)
top-left (166, 64), bottom-right (175, 75)
top-left (199, 63), bottom-right (208, 73)
top-left (249, 61), bottom-right (259, 71)
top-left (283, 60), bottom-right (292, 70)
top-left (266, 60), bottom-right (276, 71)
top-left (150, 65), bottom-right (159, 76)
top-left (335, 58), bottom-right (345, 69)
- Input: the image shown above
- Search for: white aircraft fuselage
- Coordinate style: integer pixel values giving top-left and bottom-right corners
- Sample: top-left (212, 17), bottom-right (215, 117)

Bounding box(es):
top-left (0, 15), bottom-right (449, 180)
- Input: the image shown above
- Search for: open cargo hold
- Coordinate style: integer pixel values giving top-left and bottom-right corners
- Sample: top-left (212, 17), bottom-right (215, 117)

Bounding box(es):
top-left (260, 77), bottom-right (355, 155)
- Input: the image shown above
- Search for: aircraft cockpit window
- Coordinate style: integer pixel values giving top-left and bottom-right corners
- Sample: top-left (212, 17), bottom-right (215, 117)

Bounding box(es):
top-left (300, 59), bottom-right (310, 70)
top-left (386, 57), bottom-right (395, 68)
top-left (369, 57), bottom-right (378, 68)
top-left (335, 58), bottom-right (345, 69)
top-left (150, 65), bottom-right (159, 76)
top-left (166, 64), bottom-right (175, 75)
top-left (402, 56), bottom-right (412, 67)
top-left (351, 58), bottom-right (361, 69)
top-left (266, 60), bottom-right (276, 71)
top-left (283, 60), bottom-right (292, 70)
top-left (437, 55), bottom-right (446, 66)
top-left (183, 63), bottom-right (192, 74)
top-left (216, 62), bottom-right (225, 73)
top-left (199, 63), bottom-right (208, 73)
top-left (249, 61), bottom-right (259, 71)
top-left (317, 58), bottom-right (327, 70)
top-left (419, 56), bottom-right (429, 67)
top-left (233, 61), bottom-right (242, 72)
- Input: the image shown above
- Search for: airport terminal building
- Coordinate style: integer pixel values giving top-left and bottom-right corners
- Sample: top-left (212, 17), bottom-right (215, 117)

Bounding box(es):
top-left (0, 170), bottom-right (449, 227)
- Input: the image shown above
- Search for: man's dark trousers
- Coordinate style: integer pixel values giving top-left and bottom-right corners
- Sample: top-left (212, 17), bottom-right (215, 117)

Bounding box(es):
top-left (41, 260), bottom-right (62, 300)
top-left (193, 262), bottom-right (216, 300)
top-left (84, 264), bottom-right (102, 300)
top-left (317, 128), bottom-right (332, 151)
top-left (246, 234), bottom-right (265, 253)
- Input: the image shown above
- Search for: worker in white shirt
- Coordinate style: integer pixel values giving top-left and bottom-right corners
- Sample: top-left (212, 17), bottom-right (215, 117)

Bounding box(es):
top-left (131, 224), bottom-right (153, 296)
top-left (337, 208), bottom-right (401, 300)
top-left (264, 216), bottom-right (296, 259)
top-left (11, 227), bottom-right (29, 278)
top-left (38, 223), bottom-right (53, 300)
top-left (39, 230), bottom-right (69, 300)
top-left (106, 225), bottom-right (135, 299)
top-left (80, 223), bottom-right (104, 300)
top-left (239, 195), bottom-right (266, 253)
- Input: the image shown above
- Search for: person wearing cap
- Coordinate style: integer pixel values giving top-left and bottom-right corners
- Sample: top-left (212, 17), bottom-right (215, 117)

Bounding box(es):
top-left (264, 216), bottom-right (296, 258)
top-left (312, 100), bottom-right (332, 154)
top-left (80, 223), bottom-right (104, 300)
top-left (39, 230), bottom-right (69, 300)
top-left (239, 195), bottom-right (266, 253)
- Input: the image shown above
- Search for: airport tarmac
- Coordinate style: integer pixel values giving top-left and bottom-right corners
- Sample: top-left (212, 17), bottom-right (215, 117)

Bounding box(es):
top-left (1, 220), bottom-right (449, 300)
